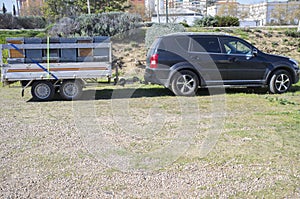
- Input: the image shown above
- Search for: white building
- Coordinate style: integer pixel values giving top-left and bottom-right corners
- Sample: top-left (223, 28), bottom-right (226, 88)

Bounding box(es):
top-left (151, 7), bottom-right (203, 25)
top-left (207, 0), bottom-right (300, 26)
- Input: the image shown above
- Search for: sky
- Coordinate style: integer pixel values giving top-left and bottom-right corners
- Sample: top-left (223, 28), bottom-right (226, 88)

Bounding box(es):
top-left (1, 0), bottom-right (16, 13)
top-left (1, 0), bottom-right (289, 13)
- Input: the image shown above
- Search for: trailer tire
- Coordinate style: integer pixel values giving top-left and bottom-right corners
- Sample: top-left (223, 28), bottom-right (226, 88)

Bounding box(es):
top-left (60, 80), bottom-right (83, 100)
top-left (31, 81), bottom-right (55, 101)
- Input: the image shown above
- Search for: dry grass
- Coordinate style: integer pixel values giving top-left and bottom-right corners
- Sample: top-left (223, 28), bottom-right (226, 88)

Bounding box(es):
top-left (0, 82), bottom-right (299, 198)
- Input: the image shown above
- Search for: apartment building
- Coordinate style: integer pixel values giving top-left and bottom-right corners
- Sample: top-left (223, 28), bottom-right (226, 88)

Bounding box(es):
top-left (207, 0), bottom-right (300, 26)
top-left (19, 0), bottom-right (43, 16)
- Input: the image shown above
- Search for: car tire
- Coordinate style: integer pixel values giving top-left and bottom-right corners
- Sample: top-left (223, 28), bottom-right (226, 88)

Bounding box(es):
top-left (171, 70), bottom-right (199, 96)
top-left (31, 81), bottom-right (55, 101)
top-left (60, 80), bottom-right (83, 100)
top-left (269, 70), bottom-right (292, 94)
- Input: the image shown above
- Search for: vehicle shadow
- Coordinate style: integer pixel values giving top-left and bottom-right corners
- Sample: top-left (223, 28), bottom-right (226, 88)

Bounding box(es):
top-left (27, 84), bottom-right (300, 102)
top-left (80, 87), bottom-right (174, 100)
top-left (225, 85), bottom-right (300, 95)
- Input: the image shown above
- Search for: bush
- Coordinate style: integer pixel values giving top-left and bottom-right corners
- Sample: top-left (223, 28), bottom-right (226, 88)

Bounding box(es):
top-left (194, 16), bottom-right (218, 27)
top-left (194, 16), bottom-right (239, 27)
top-left (145, 23), bottom-right (185, 48)
top-left (17, 16), bottom-right (46, 29)
top-left (48, 12), bottom-right (142, 37)
top-left (48, 17), bottom-right (78, 37)
top-left (0, 14), bottom-right (46, 29)
top-left (216, 16), bottom-right (239, 27)
top-left (0, 14), bottom-right (19, 29)
top-left (284, 30), bottom-right (300, 38)
top-left (179, 20), bottom-right (189, 28)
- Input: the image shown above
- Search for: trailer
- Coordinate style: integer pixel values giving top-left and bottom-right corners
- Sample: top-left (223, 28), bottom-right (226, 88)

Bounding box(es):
top-left (0, 37), bottom-right (113, 101)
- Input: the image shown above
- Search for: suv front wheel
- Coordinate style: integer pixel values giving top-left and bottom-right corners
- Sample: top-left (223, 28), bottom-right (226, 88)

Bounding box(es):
top-left (171, 70), bottom-right (199, 96)
top-left (269, 70), bottom-right (292, 94)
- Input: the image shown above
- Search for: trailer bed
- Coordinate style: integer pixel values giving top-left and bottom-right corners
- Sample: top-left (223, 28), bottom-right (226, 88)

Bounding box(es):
top-left (0, 37), bottom-right (113, 100)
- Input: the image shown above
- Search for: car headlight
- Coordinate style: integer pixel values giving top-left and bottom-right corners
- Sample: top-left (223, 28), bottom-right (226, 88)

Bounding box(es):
top-left (289, 58), bottom-right (299, 69)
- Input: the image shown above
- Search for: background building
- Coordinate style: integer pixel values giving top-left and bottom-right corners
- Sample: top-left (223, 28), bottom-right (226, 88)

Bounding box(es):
top-left (207, 0), bottom-right (300, 26)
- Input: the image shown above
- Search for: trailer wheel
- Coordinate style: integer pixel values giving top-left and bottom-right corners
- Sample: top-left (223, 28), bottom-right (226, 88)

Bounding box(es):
top-left (31, 81), bottom-right (55, 101)
top-left (60, 80), bottom-right (83, 100)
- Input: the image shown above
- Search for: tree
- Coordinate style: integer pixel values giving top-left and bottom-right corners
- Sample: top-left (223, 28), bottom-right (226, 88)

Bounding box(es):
top-left (128, 2), bottom-right (146, 20)
top-left (298, 20), bottom-right (300, 32)
top-left (2, 3), bottom-right (7, 14)
top-left (271, 4), bottom-right (287, 25)
top-left (43, 0), bottom-right (129, 21)
top-left (217, 3), bottom-right (238, 17)
top-left (13, 5), bottom-right (16, 16)
top-left (286, 1), bottom-right (300, 24)
top-left (19, 0), bottom-right (44, 16)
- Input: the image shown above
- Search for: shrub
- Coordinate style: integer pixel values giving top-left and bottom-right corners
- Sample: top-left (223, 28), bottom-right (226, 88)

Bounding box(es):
top-left (284, 30), bottom-right (300, 38)
top-left (215, 16), bottom-right (239, 27)
top-left (194, 16), bottom-right (218, 27)
top-left (48, 12), bottom-right (142, 37)
top-left (179, 20), bottom-right (189, 28)
top-left (48, 17), bottom-right (78, 37)
top-left (0, 14), bottom-right (19, 29)
top-left (17, 16), bottom-right (46, 29)
top-left (194, 16), bottom-right (239, 27)
top-left (145, 23), bottom-right (185, 48)
top-left (0, 14), bottom-right (46, 29)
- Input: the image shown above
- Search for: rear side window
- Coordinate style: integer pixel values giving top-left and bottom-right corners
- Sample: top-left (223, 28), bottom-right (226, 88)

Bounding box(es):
top-left (175, 37), bottom-right (190, 51)
top-left (190, 37), bottom-right (221, 53)
top-left (147, 38), bottom-right (161, 56)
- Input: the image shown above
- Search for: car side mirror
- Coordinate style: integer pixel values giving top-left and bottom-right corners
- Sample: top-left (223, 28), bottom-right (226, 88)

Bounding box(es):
top-left (252, 48), bottom-right (258, 57)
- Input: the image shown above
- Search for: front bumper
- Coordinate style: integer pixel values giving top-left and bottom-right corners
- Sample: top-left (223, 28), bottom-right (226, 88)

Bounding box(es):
top-left (296, 69), bottom-right (300, 83)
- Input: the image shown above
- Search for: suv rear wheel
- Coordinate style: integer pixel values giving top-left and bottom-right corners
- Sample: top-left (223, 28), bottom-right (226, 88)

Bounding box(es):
top-left (171, 70), bottom-right (199, 96)
top-left (269, 70), bottom-right (292, 94)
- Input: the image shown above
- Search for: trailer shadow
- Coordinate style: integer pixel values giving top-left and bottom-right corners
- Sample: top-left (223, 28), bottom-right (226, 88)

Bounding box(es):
top-left (81, 87), bottom-right (175, 100)
top-left (27, 84), bottom-right (300, 102)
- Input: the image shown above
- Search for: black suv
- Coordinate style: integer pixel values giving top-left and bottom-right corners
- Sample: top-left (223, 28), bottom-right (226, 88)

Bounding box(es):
top-left (144, 33), bottom-right (299, 96)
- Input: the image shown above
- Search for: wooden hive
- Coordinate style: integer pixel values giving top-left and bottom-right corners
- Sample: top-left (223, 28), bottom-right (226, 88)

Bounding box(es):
top-left (77, 38), bottom-right (93, 57)
top-left (7, 38), bottom-right (25, 58)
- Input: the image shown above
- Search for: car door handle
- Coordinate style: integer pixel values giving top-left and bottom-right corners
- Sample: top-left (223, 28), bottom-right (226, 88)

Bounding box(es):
top-left (190, 56), bottom-right (200, 60)
top-left (228, 57), bottom-right (238, 62)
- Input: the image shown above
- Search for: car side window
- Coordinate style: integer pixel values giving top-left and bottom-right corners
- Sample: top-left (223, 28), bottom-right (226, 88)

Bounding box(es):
top-left (190, 37), bottom-right (221, 53)
top-left (175, 37), bottom-right (190, 51)
top-left (220, 38), bottom-right (251, 55)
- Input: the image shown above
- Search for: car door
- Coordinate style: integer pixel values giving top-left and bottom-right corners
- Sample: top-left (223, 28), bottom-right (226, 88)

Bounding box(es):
top-left (218, 37), bottom-right (268, 84)
top-left (188, 36), bottom-right (226, 85)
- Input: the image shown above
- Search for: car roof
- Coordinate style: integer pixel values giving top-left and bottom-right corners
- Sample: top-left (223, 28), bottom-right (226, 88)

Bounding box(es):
top-left (162, 32), bottom-right (229, 37)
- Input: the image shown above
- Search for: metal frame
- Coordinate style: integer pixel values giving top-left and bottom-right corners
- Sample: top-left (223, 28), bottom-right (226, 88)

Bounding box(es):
top-left (1, 42), bottom-right (112, 82)
top-left (1, 43), bottom-right (111, 50)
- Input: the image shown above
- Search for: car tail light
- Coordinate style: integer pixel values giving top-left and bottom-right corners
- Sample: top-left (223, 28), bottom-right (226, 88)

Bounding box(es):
top-left (150, 54), bottom-right (158, 69)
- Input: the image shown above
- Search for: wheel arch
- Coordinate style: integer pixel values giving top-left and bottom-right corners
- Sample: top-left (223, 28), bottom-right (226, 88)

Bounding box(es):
top-left (167, 63), bottom-right (204, 88)
top-left (267, 66), bottom-right (295, 84)
top-left (59, 79), bottom-right (84, 100)
top-left (60, 78), bottom-right (85, 86)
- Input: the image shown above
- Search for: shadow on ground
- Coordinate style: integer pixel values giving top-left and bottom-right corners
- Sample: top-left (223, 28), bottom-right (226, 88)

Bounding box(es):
top-left (27, 85), bottom-right (300, 102)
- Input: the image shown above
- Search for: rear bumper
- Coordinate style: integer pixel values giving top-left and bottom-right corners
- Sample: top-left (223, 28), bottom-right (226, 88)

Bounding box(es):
top-left (144, 68), bottom-right (170, 87)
